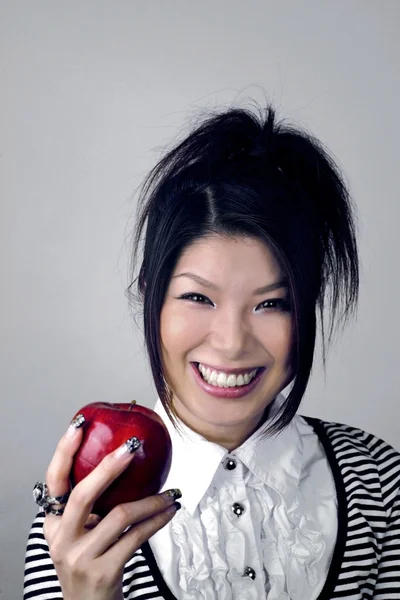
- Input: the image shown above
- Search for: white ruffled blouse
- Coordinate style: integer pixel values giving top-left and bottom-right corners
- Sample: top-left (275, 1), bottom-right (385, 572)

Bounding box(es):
top-left (149, 392), bottom-right (338, 599)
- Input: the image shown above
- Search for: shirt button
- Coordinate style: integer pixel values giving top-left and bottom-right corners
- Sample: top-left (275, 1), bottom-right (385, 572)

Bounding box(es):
top-left (223, 457), bottom-right (237, 470)
top-left (231, 502), bottom-right (245, 517)
top-left (242, 566), bottom-right (256, 580)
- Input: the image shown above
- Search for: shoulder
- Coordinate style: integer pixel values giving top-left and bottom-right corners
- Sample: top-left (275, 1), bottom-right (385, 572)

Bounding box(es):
top-left (301, 413), bottom-right (400, 460)
top-left (300, 414), bottom-right (400, 510)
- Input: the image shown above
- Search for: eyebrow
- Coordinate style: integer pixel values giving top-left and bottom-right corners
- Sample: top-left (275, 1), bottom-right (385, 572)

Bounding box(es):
top-left (172, 272), bottom-right (289, 295)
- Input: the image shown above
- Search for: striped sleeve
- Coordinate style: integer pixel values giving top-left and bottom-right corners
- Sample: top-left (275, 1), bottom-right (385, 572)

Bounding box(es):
top-left (306, 417), bottom-right (400, 599)
top-left (375, 486), bottom-right (400, 597)
top-left (370, 435), bottom-right (400, 598)
top-left (23, 513), bottom-right (168, 600)
top-left (334, 425), bottom-right (400, 598)
top-left (24, 512), bottom-right (63, 600)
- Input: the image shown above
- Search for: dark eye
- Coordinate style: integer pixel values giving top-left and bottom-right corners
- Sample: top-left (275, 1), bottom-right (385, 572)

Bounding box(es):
top-left (258, 298), bottom-right (291, 313)
top-left (178, 292), bottom-right (213, 305)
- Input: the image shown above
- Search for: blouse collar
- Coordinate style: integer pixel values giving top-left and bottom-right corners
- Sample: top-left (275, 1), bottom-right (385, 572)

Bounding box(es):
top-left (153, 392), bottom-right (304, 515)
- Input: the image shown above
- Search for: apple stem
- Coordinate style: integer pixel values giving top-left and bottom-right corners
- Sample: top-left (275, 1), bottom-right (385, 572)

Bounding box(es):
top-left (129, 400), bottom-right (137, 411)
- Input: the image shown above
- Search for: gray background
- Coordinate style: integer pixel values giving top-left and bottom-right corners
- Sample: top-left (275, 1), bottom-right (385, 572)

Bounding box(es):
top-left (1, 1), bottom-right (399, 598)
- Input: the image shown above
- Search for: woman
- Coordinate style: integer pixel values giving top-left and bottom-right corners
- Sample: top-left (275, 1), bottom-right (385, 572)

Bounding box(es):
top-left (24, 103), bottom-right (400, 600)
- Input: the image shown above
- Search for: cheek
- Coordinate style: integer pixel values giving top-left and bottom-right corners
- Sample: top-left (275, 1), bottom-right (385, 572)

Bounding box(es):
top-left (262, 316), bottom-right (293, 360)
top-left (160, 305), bottom-right (204, 356)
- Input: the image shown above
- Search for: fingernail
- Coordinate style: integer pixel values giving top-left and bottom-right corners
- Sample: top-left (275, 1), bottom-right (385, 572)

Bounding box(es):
top-left (115, 436), bottom-right (141, 457)
top-left (66, 414), bottom-right (85, 437)
top-left (161, 488), bottom-right (182, 501)
top-left (166, 501), bottom-right (181, 513)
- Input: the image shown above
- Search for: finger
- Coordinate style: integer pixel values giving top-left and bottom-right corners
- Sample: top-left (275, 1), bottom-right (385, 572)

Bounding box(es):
top-left (46, 512), bottom-right (101, 541)
top-left (45, 415), bottom-right (86, 500)
top-left (60, 437), bottom-right (140, 538)
top-left (84, 514), bottom-right (103, 531)
top-left (78, 492), bottom-right (179, 558)
top-left (43, 416), bottom-right (85, 541)
top-left (102, 501), bottom-right (180, 567)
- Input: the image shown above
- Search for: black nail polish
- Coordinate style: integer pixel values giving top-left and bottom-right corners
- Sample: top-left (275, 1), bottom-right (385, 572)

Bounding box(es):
top-left (123, 436), bottom-right (141, 453)
top-left (163, 488), bottom-right (182, 501)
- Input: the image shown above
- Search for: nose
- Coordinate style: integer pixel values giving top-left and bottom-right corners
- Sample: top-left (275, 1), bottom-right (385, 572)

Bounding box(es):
top-left (210, 310), bottom-right (253, 359)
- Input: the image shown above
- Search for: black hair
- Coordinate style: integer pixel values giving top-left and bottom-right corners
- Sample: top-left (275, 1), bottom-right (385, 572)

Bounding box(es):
top-left (126, 103), bottom-right (359, 439)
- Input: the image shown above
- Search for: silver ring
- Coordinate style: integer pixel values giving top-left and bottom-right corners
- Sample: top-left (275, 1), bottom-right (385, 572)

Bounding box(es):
top-left (33, 481), bottom-right (70, 512)
top-left (45, 506), bottom-right (65, 516)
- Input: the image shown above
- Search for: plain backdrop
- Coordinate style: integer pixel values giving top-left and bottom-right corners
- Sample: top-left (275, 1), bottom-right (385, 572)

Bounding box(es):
top-left (1, 1), bottom-right (399, 598)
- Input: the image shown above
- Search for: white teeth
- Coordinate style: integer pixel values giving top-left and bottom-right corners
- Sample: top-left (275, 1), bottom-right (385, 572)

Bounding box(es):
top-left (216, 372), bottom-right (226, 386)
top-left (197, 363), bottom-right (258, 387)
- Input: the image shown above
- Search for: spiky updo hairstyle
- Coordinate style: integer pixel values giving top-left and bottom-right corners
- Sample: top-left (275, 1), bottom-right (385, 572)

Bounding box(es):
top-left (126, 103), bottom-right (359, 440)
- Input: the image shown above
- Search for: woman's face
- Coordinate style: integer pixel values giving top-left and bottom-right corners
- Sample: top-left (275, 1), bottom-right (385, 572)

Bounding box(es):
top-left (160, 235), bottom-right (294, 451)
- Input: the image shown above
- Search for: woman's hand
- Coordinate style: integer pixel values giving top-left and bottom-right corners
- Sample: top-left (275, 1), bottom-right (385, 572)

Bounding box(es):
top-left (43, 420), bottom-right (180, 600)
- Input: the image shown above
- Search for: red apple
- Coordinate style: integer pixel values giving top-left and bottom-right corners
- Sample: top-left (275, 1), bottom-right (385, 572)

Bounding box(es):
top-left (70, 400), bottom-right (172, 517)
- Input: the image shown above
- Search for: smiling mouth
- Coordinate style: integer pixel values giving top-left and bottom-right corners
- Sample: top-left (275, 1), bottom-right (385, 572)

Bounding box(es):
top-left (190, 361), bottom-right (266, 397)
top-left (192, 362), bottom-right (264, 383)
